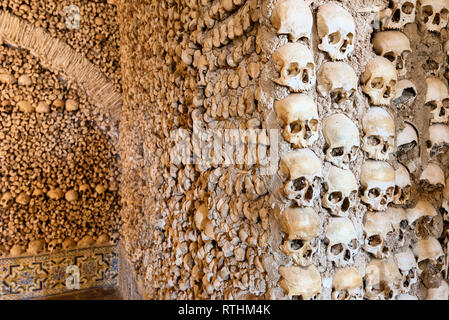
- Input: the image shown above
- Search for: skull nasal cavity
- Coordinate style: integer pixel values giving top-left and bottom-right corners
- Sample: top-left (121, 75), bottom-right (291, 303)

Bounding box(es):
top-left (392, 8), bottom-right (401, 22)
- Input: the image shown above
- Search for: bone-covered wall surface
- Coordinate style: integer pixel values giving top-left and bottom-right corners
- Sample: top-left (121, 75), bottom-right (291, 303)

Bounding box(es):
top-left (0, 0), bottom-right (121, 264)
top-left (118, 0), bottom-right (449, 300)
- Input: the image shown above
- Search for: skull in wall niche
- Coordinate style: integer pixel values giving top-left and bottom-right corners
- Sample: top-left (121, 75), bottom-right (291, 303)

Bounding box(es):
top-left (322, 165), bottom-right (358, 217)
top-left (322, 114), bottom-right (360, 169)
top-left (394, 248), bottom-right (419, 293)
top-left (279, 149), bottom-right (322, 207)
top-left (317, 3), bottom-right (355, 60)
top-left (279, 207), bottom-right (320, 266)
top-left (270, 0), bottom-right (313, 42)
top-left (413, 237), bottom-right (446, 288)
top-left (0, 191), bottom-right (13, 208)
top-left (380, 0), bottom-right (416, 30)
top-left (278, 265), bottom-right (322, 300)
top-left (332, 267), bottom-right (364, 300)
top-left (363, 211), bottom-right (394, 259)
top-left (360, 160), bottom-right (396, 211)
top-left (272, 43), bottom-right (316, 92)
top-left (364, 258), bottom-right (402, 300)
top-left (406, 200), bottom-right (443, 239)
top-left (325, 217), bottom-right (359, 268)
top-left (418, 0), bottom-right (449, 33)
top-left (393, 80), bottom-right (417, 106)
top-left (361, 57), bottom-right (398, 106)
top-left (317, 62), bottom-right (358, 103)
top-left (386, 206), bottom-right (409, 247)
top-left (47, 239), bottom-right (61, 253)
top-left (419, 162), bottom-right (445, 192)
top-left (426, 124), bottom-right (449, 158)
top-left (274, 94), bottom-right (320, 148)
top-left (396, 122), bottom-right (419, 157)
top-left (362, 107), bottom-right (395, 161)
top-left (372, 31), bottom-right (411, 77)
top-left (393, 164), bottom-right (412, 205)
top-left (425, 78), bottom-right (449, 124)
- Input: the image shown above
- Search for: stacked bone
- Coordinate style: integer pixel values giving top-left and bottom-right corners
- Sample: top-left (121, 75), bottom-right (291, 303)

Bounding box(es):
top-left (0, 43), bottom-right (121, 257)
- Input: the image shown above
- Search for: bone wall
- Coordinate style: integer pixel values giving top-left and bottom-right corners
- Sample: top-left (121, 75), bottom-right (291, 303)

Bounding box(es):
top-left (118, 0), bottom-right (449, 300)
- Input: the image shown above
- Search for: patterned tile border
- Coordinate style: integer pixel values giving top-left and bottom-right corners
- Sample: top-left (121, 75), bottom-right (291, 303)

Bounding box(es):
top-left (0, 245), bottom-right (118, 300)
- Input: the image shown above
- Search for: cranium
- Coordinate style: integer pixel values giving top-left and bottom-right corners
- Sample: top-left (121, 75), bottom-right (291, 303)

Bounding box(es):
top-left (270, 0), bottom-right (313, 42)
top-left (322, 165), bottom-right (358, 217)
top-left (78, 235), bottom-right (95, 248)
top-left (427, 124), bottom-right (449, 157)
top-left (363, 211), bottom-right (394, 259)
top-left (325, 217), bottom-right (359, 267)
top-left (47, 187), bottom-right (64, 200)
top-left (79, 183), bottom-right (92, 198)
top-left (364, 258), bottom-right (402, 300)
top-left (274, 94), bottom-right (319, 148)
top-left (426, 280), bottom-right (449, 300)
top-left (0, 191), bottom-right (14, 208)
top-left (413, 237), bottom-right (445, 288)
top-left (393, 163), bottom-right (412, 205)
top-left (322, 114), bottom-right (360, 169)
top-left (394, 248), bottom-right (419, 292)
top-left (317, 62), bottom-right (357, 103)
top-left (47, 239), bottom-right (61, 253)
top-left (272, 43), bottom-right (316, 92)
top-left (96, 234), bottom-right (110, 245)
top-left (406, 200), bottom-right (442, 239)
top-left (393, 79), bottom-right (417, 105)
top-left (380, 0), bottom-right (417, 30)
top-left (279, 207), bottom-right (320, 266)
top-left (420, 162), bottom-right (445, 191)
top-left (26, 239), bottom-right (46, 255)
top-left (361, 56), bottom-right (398, 106)
top-left (396, 122), bottom-right (418, 155)
top-left (278, 265), bottom-right (321, 299)
top-left (62, 237), bottom-right (76, 250)
top-left (372, 31), bottom-right (411, 76)
top-left (386, 206), bottom-right (409, 247)
top-left (331, 267), bottom-right (364, 300)
top-left (16, 192), bottom-right (30, 206)
top-left (418, 0), bottom-right (449, 33)
top-left (360, 160), bottom-right (396, 211)
top-left (65, 189), bottom-right (79, 202)
top-left (362, 107), bottom-right (395, 160)
top-left (425, 77), bottom-right (449, 124)
top-left (279, 149), bottom-right (322, 206)
top-left (10, 244), bottom-right (24, 257)
top-left (317, 3), bottom-right (355, 60)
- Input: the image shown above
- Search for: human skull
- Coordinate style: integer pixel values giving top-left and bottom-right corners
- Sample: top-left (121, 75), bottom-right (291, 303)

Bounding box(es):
top-left (394, 248), bottom-right (419, 292)
top-left (427, 124), bottom-right (449, 157)
top-left (26, 239), bottom-right (46, 255)
top-left (396, 122), bottom-right (418, 155)
top-left (426, 280), bottom-right (449, 300)
top-left (322, 114), bottom-right (360, 169)
top-left (364, 258), bottom-right (402, 300)
top-left (322, 165), bottom-right (358, 217)
top-left (360, 161), bottom-right (396, 211)
top-left (279, 207), bottom-right (320, 266)
top-left (380, 0), bottom-right (417, 30)
top-left (361, 57), bottom-right (398, 106)
top-left (270, 0), bottom-right (313, 42)
top-left (47, 239), bottom-right (61, 253)
top-left (317, 62), bottom-right (357, 103)
top-left (325, 217), bottom-right (359, 267)
top-left (62, 237), bottom-right (76, 250)
top-left (96, 234), bottom-right (111, 245)
top-left (0, 191), bottom-right (14, 208)
top-left (363, 211), bottom-right (394, 259)
top-left (317, 3), bottom-right (355, 60)
top-left (272, 43), bottom-right (316, 92)
top-left (420, 162), bottom-right (445, 191)
top-left (279, 149), bottom-right (322, 207)
top-left (47, 187), bottom-right (64, 200)
top-left (362, 107), bottom-right (395, 160)
top-left (393, 80), bottom-right (417, 106)
top-left (79, 183), bottom-right (92, 198)
top-left (16, 192), bottom-right (30, 206)
top-left (425, 77), bottom-right (449, 124)
top-left (10, 244), bottom-right (24, 257)
top-left (274, 94), bottom-right (319, 148)
top-left (78, 235), bottom-right (95, 248)
top-left (372, 31), bottom-right (411, 76)
top-left (406, 200), bottom-right (442, 239)
top-left (418, 0), bottom-right (449, 33)
top-left (413, 237), bottom-right (446, 288)
top-left (393, 163), bottom-right (412, 205)
top-left (386, 206), bottom-right (409, 247)
top-left (278, 265), bottom-right (322, 299)
top-left (331, 267), bottom-right (364, 300)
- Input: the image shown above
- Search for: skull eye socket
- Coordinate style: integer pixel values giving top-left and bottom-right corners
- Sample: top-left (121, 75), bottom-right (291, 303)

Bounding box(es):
top-left (330, 243), bottom-right (344, 255)
top-left (366, 135), bottom-right (381, 146)
top-left (293, 177), bottom-right (307, 191)
top-left (386, 186), bottom-right (395, 197)
top-left (371, 77), bottom-right (384, 89)
top-left (330, 147), bottom-right (344, 157)
top-left (348, 238), bottom-right (358, 250)
top-left (328, 31), bottom-right (341, 44)
top-left (368, 187), bottom-right (381, 198)
top-left (442, 98), bottom-right (449, 108)
top-left (334, 289), bottom-right (349, 300)
top-left (422, 6), bottom-right (433, 22)
top-left (308, 119), bottom-right (319, 131)
top-left (289, 239), bottom-right (304, 250)
top-left (426, 101), bottom-right (438, 111)
top-left (286, 62), bottom-right (300, 77)
top-left (289, 121), bottom-right (302, 134)
top-left (402, 2), bottom-right (414, 14)
top-left (440, 9), bottom-right (449, 21)
top-left (399, 220), bottom-right (408, 229)
top-left (367, 234), bottom-right (382, 247)
top-left (328, 191), bottom-right (343, 204)
top-left (383, 52), bottom-right (396, 63)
